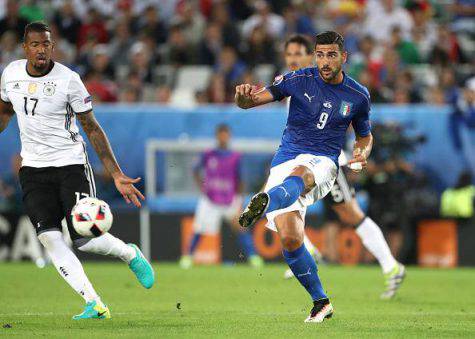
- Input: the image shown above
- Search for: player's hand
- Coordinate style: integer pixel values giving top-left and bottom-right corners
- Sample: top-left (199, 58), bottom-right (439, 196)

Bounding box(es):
top-left (113, 173), bottom-right (145, 207)
top-left (235, 84), bottom-right (260, 107)
top-left (347, 148), bottom-right (368, 172)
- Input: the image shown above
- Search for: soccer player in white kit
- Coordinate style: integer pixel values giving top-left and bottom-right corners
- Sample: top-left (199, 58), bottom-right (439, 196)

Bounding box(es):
top-left (0, 22), bottom-right (154, 319)
top-left (281, 35), bottom-right (405, 299)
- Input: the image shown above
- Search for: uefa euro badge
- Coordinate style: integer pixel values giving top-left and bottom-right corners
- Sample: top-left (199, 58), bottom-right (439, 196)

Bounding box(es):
top-left (273, 74), bottom-right (283, 86)
top-left (28, 83), bottom-right (37, 94)
top-left (43, 82), bottom-right (56, 96)
top-left (339, 101), bottom-right (353, 116)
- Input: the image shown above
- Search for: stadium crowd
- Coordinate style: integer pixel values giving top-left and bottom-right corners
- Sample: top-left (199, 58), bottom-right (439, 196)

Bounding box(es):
top-left (0, 0), bottom-right (473, 106)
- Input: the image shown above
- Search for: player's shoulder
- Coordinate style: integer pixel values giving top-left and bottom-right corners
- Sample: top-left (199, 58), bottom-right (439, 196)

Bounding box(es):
top-left (52, 61), bottom-right (80, 80)
top-left (343, 74), bottom-right (370, 105)
top-left (274, 67), bottom-right (316, 86)
top-left (2, 59), bottom-right (27, 76)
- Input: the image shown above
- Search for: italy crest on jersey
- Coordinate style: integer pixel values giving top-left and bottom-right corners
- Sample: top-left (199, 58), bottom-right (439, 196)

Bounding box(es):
top-left (339, 101), bottom-right (353, 116)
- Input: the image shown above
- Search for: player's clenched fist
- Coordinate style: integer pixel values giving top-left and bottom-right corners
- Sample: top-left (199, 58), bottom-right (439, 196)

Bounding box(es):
top-left (234, 84), bottom-right (260, 109)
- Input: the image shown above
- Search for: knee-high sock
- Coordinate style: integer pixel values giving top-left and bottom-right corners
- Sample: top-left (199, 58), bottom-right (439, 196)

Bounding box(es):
top-left (237, 231), bottom-right (256, 257)
top-left (38, 230), bottom-right (100, 303)
top-left (283, 244), bottom-right (327, 301)
top-left (76, 233), bottom-right (135, 263)
top-left (188, 233), bottom-right (202, 255)
top-left (356, 217), bottom-right (397, 274)
top-left (267, 176), bottom-right (305, 213)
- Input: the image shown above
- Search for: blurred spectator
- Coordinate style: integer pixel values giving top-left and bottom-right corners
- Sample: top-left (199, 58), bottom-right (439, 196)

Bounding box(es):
top-left (49, 24), bottom-right (75, 67)
top-left (84, 70), bottom-right (118, 103)
top-left (19, 0), bottom-right (44, 22)
top-left (166, 24), bottom-right (194, 66)
top-left (197, 22), bottom-right (222, 66)
top-left (137, 5), bottom-right (167, 45)
top-left (408, 2), bottom-right (437, 61)
top-left (77, 8), bottom-right (108, 50)
top-left (364, 0), bottom-right (414, 43)
top-left (119, 85), bottom-right (141, 103)
top-left (428, 25), bottom-right (466, 67)
top-left (85, 44), bottom-right (115, 80)
top-left (205, 73), bottom-right (228, 104)
top-left (450, 0), bottom-right (475, 33)
top-left (358, 69), bottom-right (386, 103)
top-left (282, 4), bottom-right (315, 36)
top-left (242, 25), bottom-right (277, 67)
top-left (172, 1), bottom-right (205, 46)
top-left (390, 26), bottom-right (420, 65)
top-left (210, 2), bottom-right (240, 47)
top-left (52, 1), bottom-right (81, 45)
top-left (128, 42), bottom-right (154, 84)
top-left (425, 86), bottom-right (446, 106)
top-left (215, 46), bottom-right (246, 89)
top-left (0, 31), bottom-right (22, 69)
top-left (156, 85), bottom-right (172, 104)
top-left (242, 0), bottom-right (285, 39)
top-left (0, 0), bottom-right (28, 40)
top-left (109, 19), bottom-right (134, 68)
top-left (394, 70), bottom-right (422, 103)
top-left (393, 88), bottom-right (411, 105)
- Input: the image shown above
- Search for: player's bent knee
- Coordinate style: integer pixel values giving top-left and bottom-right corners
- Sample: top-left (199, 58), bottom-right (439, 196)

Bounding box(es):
top-left (280, 233), bottom-right (304, 251)
top-left (38, 230), bottom-right (64, 249)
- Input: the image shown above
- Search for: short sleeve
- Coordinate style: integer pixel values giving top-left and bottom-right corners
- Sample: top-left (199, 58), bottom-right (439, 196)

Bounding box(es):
top-left (193, 153), bottom-right (206, 173)
top-left (68, 72), bottom-right (92, 114)
top-left (351, 96), bottom-right (371, 137)
top-left (266, 71), bottom-right (303, 101)
top-left (1, 70), bottom-right (10, 103)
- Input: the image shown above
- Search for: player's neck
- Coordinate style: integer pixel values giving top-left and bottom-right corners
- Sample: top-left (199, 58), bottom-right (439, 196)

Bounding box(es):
top-left (26, 60), bottom-right (54, 77)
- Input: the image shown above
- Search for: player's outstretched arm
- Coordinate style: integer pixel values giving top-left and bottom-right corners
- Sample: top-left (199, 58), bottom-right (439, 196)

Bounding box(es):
top-left (234, 84), bottom-right (274, 109)
top-left (348, 132), bottom-right (373, 172)
top-left (0, 101), bottom-right (14, 133)
top-left (77, 111), bottom-right (145, 207)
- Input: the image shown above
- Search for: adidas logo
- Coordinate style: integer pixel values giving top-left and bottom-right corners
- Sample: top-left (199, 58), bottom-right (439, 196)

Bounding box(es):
top-left (59, 266), bottom-right (69, 277)
top-left (13, 83), bottom-right (19, 89)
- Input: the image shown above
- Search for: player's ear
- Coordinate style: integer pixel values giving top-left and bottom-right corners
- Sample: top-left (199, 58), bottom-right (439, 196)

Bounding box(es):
top-left (342, 50), bottom-right (348, 64)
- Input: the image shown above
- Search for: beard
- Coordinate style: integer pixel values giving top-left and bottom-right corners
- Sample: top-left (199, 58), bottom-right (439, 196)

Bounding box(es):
top-left (319, 65), bottom-right (342, 82)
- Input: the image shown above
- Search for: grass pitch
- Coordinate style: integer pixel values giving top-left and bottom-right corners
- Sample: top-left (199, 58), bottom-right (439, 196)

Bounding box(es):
top-left (0, 262), bottom-right (474, 338)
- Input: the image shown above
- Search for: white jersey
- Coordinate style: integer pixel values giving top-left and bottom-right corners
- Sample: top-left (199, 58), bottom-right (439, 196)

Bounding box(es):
top-left (1, 59), bottom-right (93, 168)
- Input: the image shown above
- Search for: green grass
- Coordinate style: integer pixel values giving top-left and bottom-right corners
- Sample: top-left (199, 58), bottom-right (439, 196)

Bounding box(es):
top-left (0, 263), bottom-right (474, 338)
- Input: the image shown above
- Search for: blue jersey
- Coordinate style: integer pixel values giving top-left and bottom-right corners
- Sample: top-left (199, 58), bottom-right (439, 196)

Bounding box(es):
top-left (267, 67), bottom-right (371, 167)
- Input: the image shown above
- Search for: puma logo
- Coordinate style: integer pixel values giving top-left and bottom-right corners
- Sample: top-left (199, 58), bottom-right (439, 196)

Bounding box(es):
top-left (304, 93), bottom-right (315, 103)
top-left (297, 268), bottom-right (312, 278)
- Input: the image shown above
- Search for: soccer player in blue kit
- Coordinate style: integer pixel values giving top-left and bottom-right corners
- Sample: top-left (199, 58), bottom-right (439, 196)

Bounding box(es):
top-left (235, 31), bottom-right (373, 323)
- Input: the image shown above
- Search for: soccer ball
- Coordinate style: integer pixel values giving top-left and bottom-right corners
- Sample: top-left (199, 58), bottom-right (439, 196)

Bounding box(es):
top-left (71, 197), bottom-right (113, 237)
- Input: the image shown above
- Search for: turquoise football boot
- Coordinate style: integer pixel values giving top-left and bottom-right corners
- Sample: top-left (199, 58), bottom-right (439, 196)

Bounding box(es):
top-left (128, 244), bottom-right (155, 289)
top-left (72, 301), bottom-right (111, 320)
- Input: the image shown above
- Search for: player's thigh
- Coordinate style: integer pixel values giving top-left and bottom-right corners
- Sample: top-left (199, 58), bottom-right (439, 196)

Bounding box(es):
top-left (18, 167), bottom-right (64, 235)
top-left (274, 211), bottom-right (305, 249)
top-left (57, 165), bottom-right (94, 240)
top-left (193, 197), bottom-right (221, 235)
top-left (332, 199), bottom-right (365, 226)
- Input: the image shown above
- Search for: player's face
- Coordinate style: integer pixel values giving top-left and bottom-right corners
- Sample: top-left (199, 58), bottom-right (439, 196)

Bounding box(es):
top-left (23, 31), bottom-right (54, 72)
top-left (315, 44), bottom-right (347, 83)
top-left (285, 43), bottom-right (312, 71)
top-left (216, 129), bottom-right (230, 148)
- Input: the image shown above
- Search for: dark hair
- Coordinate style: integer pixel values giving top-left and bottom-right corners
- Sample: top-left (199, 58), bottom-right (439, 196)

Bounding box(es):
top-left (285, 35), bottom-right (313, 55)
top-left (23, 21), bottom-right (51, 42)
top-left (216, 123), bottom-right (230, 133)
top-left (314, 31), bottom-right (344, 51)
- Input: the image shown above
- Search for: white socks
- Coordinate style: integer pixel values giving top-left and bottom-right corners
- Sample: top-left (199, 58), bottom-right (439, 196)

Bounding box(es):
top-left (77, 233), bottom-right (136, 263)
top-left (303, 235), bottom-right (317, 256)
top-left (38, 231), bottom-right (100, 303)
top-left (356, 217), bottom-right (397, 274)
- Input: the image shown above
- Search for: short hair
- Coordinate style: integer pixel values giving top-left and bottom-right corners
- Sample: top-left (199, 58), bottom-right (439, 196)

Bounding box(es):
top-left (285, 35), bottom-right (313, 55)
top-left (216, 123), bottom-right (230, 133)
top-left (314, 31), bottom-right (344, 51)
top-left (23, 21), bottom-right (51, 42)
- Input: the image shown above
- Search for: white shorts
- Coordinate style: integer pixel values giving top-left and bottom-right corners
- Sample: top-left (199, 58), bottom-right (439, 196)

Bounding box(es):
top-left (193, 196), bottom-right (242, 235)
top-left (263, 154), bottom-right (337, 231)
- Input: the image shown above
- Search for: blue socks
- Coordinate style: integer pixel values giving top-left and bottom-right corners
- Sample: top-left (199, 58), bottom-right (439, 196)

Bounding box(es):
top-left (267, 176), bottom-right (305, 213)
top-left (237, 231), bottom-right (257, 257)
top-left (188, 233), bottom-right (202, 254)
top-left (283, 244), bottom-right (327, 301)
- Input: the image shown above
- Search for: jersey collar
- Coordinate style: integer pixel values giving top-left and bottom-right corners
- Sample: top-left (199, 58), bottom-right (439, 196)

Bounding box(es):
top-left (25, 60), bottom-right (55, 78)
